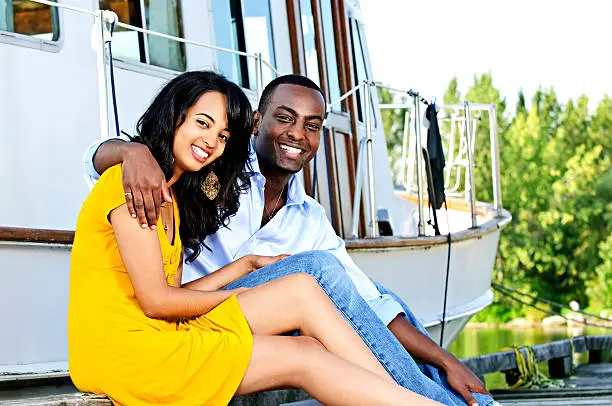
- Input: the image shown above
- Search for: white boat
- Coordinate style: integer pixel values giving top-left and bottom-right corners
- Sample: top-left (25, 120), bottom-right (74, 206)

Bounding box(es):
top-left (0, 0), bottom-right (510, 380)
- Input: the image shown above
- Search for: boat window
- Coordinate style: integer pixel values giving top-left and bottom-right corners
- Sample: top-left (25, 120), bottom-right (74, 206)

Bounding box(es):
top-left (211, 0), bottom-right (248, 88)
top-left (212, 0), bottom-right (276, 90)
top-left (99, 0), bottom-right (186, 72)
top-left (299, 0), bottom-right (320, 86)
top-left (0, 0), bottom-right (60, 41)
top-left (143, 0), bottom-right (186, 71)
top-left (349, 18), bottom-right (376, 126)
top-left (243, 0), bottom-right (276, 85)
top-left (320, 0), bottom-right (343, 111)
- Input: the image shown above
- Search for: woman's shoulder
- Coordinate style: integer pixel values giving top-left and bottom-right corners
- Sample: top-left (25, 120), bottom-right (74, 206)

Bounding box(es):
top-left (83, 164), bottom-right (126, 220)
top-left (98, 164), bottom-right (123, 185)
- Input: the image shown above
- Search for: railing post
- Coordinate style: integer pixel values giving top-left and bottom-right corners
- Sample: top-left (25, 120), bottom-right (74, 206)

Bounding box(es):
top-left (414, 95), bottom-right (425, 236)
top-left (488, 103), bottom-right (503, 217)
top-left (464, 102), bottom-right (478, 228)
top-left (254, 53), bottom-right (264, 102)
top-left (95, 10), bottom-right (112, 140)
top-left (400, 110), bottom-right (411, 187)
top-left (363, 81), bottom-right (379, 238)
top-left (351, 136), bottom-right (367, 239)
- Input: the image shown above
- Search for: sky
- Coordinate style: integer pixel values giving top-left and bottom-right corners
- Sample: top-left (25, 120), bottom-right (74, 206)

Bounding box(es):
top-left (360, 0), bottom-right (612, 113)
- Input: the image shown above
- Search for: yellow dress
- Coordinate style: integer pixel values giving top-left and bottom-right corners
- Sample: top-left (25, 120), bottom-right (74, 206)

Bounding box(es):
top-left (68, 165), bottom-right (253, 406)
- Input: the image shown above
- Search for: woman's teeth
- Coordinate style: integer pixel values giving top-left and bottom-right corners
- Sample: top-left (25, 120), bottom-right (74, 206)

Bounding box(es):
top-left (192, 145), bottom-right (209, 160)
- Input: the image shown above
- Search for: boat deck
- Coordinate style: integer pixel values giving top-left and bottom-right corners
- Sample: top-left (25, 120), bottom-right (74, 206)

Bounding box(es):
top-left (0, 378), bottom-right (312, 405)
top-left (2, 365), bottom-right (611, 405)
top-left (493, 363), bottom-right (612, 405)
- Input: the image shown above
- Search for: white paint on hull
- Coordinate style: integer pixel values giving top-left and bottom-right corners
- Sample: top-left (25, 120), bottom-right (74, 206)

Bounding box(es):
top-left (348, 229), bottom-right (501, 341)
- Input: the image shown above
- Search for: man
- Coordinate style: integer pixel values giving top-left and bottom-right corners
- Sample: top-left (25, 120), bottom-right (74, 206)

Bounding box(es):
top-left (84, 74), bottom-right (495, 406)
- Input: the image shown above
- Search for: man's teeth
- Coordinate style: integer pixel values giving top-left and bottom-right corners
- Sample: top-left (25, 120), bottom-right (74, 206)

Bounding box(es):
top-left (280, 145), bottom-right (302, 154)
top-left (192, 145), bottom-right (209, 159)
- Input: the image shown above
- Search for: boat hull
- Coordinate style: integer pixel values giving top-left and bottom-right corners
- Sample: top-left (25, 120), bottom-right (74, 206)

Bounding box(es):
top-left (349, 226), bottom-right (501, 348)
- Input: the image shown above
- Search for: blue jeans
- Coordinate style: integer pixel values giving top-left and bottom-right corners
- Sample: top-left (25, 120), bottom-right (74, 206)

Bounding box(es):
top-left (223, 251), bottom-right (495, 406)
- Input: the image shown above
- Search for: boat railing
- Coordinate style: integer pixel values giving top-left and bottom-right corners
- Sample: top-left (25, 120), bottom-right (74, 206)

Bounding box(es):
top-left (337, 81), bottom-right (503, 237)
top-left (327, 81), bottom-right (379, 238)
top-left (25, 1), bottom-right (502, 240)
top-left (29, 0), bottom-right (282, 141)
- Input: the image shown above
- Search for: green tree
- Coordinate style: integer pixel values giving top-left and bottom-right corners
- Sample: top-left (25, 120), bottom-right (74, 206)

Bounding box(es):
top-left (588, 233), bottom-right (612, 309)
top-left (378, 85), bottom-right (409, 186)
top-left (465, 73), bottom-right (508, 203)
top-left (381, 75), bottom-right (612, 319)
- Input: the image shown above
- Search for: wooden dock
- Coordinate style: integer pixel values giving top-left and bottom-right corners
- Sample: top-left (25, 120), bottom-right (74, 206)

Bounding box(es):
top-left (465, 334), bottom-right (612, 405)
top-left (1, 335), bottom-right (610, 405)
top-left (492, 363), bottom-right (612, 405)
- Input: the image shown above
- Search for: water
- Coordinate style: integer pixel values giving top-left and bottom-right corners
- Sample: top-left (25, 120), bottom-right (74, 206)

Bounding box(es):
top-left (448, 325), bottom-right (609, 389)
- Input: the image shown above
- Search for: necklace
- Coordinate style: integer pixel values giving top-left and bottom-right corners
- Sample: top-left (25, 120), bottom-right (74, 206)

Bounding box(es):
top-left (264, 185), bottom-right (285, 221)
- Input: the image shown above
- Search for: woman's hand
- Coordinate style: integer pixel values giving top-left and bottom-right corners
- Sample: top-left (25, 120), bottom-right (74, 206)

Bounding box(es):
top-left (183, 254), bottom-right (291, 292)
top-left (243, 254), bottom-right (291, 272)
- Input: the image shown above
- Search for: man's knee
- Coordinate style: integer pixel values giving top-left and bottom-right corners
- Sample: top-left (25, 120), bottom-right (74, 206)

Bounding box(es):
top-left (292, 251), bottom-right (346, 282)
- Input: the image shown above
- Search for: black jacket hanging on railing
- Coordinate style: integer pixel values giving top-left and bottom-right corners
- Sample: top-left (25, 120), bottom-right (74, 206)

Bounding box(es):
top-left (424, 104), bottom-right (446, 210)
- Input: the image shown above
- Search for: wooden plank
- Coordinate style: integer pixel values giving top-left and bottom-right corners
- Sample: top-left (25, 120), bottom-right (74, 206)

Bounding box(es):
top-left (346, 210), bottom-right (511, 250)
top-left (500, 397), bottom-right (612, 405)
top-left (587, 335), bottom-right (612, 351)
top-left (461, 336), bottom-right (612, 376)
top-left (230, 389), bottom-right (310, 406)
top-left (0, 226), bottom-right (74, 245)
top-left (493, 363), bottom-right (612, 404)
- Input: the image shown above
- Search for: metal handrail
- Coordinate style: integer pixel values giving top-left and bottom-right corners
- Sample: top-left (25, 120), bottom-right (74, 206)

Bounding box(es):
top-left (348, 81), bottom-right (379, 239)
top-left (114, 21), bottom-right (253, 57)
top-left (369, 84), bottom-right (505, 236)
top-left (463, 102), bottom-right (477, 228)
top-left (363, 81), bottom-right (379, 238)
top-left (28, 0), bottom-right (281, 141)
top-left (412, 93), bottom-right (426, 235)
top-left (28, 0), bottom-right (97, 16)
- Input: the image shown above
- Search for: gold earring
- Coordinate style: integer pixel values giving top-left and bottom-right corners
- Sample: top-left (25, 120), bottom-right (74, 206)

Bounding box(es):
top-left (201, 170), bottom-right (220, 200)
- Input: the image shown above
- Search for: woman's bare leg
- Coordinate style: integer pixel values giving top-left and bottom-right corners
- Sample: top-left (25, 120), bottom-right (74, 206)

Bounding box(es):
top-left (235, 335), bottom-right (441, 406)
top-left (236, 273), bottom-right (390, 381)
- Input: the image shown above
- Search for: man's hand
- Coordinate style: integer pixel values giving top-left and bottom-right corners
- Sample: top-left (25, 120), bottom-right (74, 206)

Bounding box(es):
top-left (444, 358), bottom-right (491, 406)
top-left (387, 315), bottom-right (491, 405)
top-left (244, 254), bottom-right (291, 272)
top-left (121, 143), bottom-right (172, 229)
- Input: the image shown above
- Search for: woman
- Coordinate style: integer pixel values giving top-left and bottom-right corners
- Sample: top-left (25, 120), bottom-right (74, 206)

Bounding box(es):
top-left (68, 71), bottom-right (440, 406)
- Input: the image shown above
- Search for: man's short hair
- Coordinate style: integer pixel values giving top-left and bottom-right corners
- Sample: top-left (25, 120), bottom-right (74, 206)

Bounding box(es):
top-left (257, 74), bottom-right (325, 115)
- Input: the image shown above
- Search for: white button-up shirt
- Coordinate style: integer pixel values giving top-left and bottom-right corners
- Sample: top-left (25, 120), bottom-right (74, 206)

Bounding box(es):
top-left (84, 140), bottom-right (403, 325)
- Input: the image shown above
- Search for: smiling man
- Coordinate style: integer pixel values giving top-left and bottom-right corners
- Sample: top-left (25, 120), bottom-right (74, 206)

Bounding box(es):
top-left (83, 74), bottom-right (497, 406)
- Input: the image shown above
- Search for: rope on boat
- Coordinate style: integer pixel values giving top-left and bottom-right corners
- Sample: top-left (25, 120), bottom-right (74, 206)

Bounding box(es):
top-left (492, 283), bottom-right (612, 329)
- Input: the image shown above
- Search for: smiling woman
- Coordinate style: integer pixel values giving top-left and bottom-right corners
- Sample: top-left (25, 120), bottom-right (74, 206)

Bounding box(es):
top-left (68, 71), bottom-right (256, 405)
top-left (172, 92), bottom-right (231, 173)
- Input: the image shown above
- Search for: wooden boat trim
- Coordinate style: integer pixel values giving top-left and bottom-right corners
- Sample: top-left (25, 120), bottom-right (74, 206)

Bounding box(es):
top-left (0, 226), bottom-right (74, 245)
top-left (0, 205), bottom-right (511, 249)
top-left (346, 208), bottom-right (512, 251)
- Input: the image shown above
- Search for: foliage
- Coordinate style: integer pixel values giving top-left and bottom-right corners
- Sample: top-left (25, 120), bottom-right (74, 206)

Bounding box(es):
top-left (588, 232), bottom-right (612, 308)
top-left (383, 74), bottom-right (612, 320)
top-left (378, 85), bottom-right (410, 186)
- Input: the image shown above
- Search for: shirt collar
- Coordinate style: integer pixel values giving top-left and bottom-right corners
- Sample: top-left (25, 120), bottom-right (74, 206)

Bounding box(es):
top-left (247, 141), bottom-right (307, 207)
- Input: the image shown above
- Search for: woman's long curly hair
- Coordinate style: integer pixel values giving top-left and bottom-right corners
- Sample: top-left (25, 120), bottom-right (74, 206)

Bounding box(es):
top-left (131, 71), bottom-right (253, 262)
